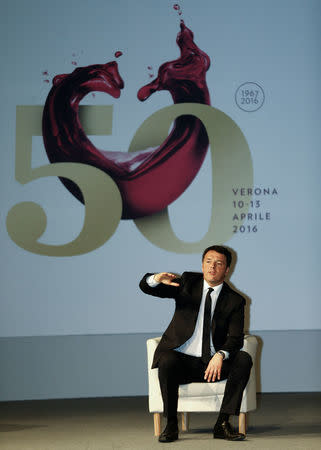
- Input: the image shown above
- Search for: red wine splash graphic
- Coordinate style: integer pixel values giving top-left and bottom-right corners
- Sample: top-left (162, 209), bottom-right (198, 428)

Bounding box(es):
top-left (42, 22), bottom-right (211, 219)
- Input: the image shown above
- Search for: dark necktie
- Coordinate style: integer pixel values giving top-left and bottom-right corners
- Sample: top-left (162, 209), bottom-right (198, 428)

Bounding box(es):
top-left (201, 287), bottom-right (213, 363)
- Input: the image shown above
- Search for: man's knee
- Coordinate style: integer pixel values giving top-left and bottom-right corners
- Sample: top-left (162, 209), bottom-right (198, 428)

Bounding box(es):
top-left (233, 350), bottom-right (253, 371)
top-left (158, 350), bottom-right (181, 373)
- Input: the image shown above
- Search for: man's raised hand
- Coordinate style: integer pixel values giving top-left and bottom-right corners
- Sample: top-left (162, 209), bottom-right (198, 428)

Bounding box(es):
top-left (154, 272), bottom-right (180, 286)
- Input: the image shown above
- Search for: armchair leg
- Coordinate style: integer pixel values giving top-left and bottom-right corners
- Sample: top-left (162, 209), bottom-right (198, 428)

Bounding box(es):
top-left (181, 412), bottom-right (189, 432)
top-left (153, 413), bottom-right (161, 436)
top-left (238, 412), bottom-right (247, 435)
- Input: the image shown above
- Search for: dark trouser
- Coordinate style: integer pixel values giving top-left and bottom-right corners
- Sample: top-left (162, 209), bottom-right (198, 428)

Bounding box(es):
top-left (158, 350), bottom-right (253, 419)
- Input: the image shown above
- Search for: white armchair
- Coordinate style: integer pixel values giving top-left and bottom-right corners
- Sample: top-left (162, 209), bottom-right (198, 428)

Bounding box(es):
top-left (146, 334), bottom-right (258, 436)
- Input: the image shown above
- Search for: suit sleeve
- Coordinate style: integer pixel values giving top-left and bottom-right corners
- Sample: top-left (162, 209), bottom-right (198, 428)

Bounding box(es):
top-left (220, 296), bottom-right (245, 354)
top-left (139, 273), bottom-right (181, 299)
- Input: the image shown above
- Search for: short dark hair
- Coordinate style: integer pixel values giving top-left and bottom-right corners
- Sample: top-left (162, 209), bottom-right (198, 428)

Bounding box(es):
top-left (202, 245), bottom-right (232, 267)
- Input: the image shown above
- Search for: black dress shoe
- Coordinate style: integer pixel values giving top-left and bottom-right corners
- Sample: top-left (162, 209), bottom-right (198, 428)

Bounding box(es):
top-left (158, 424), bottom-right (179, 443)
top-left (213, 421), bottom-right (245, 441)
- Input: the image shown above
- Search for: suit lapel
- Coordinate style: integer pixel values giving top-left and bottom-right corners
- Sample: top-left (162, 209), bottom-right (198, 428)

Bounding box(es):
top-left (192, 276), bottom-right (204, 307)
top-left (188, 276), bottom-right (204, 322)
top-left (211, 282), bottom-right (229, 335)
top-left (214, 282), bottom-right (229, 315)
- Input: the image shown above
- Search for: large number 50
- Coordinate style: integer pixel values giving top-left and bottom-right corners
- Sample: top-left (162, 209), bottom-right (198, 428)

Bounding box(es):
top-left (6, 103), bottom-right (252, 256)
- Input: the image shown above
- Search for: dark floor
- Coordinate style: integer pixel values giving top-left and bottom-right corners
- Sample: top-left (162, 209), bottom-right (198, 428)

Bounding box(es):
top-left (0, 393), bottom-right (321, 449)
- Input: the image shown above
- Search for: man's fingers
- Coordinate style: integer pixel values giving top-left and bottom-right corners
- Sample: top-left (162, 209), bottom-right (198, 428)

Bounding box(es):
top-left (157, 272), bottom-right (180, 286)
top-left (209, 373), bottom-right (216, 382)
top-left (205, 367), bottom-right (217, 382)
top-left (163, 279), bottom-right (179, 286)
top-left (204, 368), bottom-right (210, 380)
top-left (163, 273), bottom-right (179, 286)
top-left (204, 363), bottom-right (222, 382)
top-left (164, 272), bottom-right (176, 278)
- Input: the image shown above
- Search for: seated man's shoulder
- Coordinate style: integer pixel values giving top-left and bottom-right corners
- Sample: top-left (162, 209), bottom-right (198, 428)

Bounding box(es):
top-left (224, 283), bottom-right (246, 304)
top-left (180, 271), bottom-right (203, 284)
top-left (181, 271), bottom-right (202, 278)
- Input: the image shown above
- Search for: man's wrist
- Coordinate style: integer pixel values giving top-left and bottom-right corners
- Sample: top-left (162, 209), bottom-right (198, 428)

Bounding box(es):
top-left (146, 275), bottom-right (160, 287)
top-left (153, 274), bottom-right (160, 283)
top-left (216, 350), bottom-right (226, 360)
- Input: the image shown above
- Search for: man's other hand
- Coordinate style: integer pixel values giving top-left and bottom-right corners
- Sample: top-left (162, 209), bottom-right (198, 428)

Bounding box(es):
top-left (204, 352), bottom-right (224, 382)
top-left (154, 272), bottom-right (180, 286)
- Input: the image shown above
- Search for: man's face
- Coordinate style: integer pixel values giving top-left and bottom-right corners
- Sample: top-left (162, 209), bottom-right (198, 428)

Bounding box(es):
top-left (202, 250), bottom-right (229, 286)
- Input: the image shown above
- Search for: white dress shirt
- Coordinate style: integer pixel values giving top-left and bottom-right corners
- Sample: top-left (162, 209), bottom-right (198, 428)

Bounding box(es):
top-left (146, 275), bottom-right (229, 360)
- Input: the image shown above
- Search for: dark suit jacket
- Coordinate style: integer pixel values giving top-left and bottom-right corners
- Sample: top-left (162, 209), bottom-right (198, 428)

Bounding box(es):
top-left (139, 271), bottom-right (245, 368)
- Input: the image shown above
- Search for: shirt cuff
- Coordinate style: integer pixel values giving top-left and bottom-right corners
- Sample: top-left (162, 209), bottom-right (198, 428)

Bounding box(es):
top-left (219, 350), bottom-right (230, 360)
top-left (146, 275), bottom-right (160, 287)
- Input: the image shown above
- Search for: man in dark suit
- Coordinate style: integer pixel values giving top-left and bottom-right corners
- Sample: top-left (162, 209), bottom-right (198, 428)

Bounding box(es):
top-left (139, 245), bottom-right (253, 443)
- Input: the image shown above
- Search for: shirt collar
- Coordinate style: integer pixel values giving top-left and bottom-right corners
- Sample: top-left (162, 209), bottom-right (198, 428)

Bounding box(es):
top-left (203, 280), bottom-right (223, 295)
